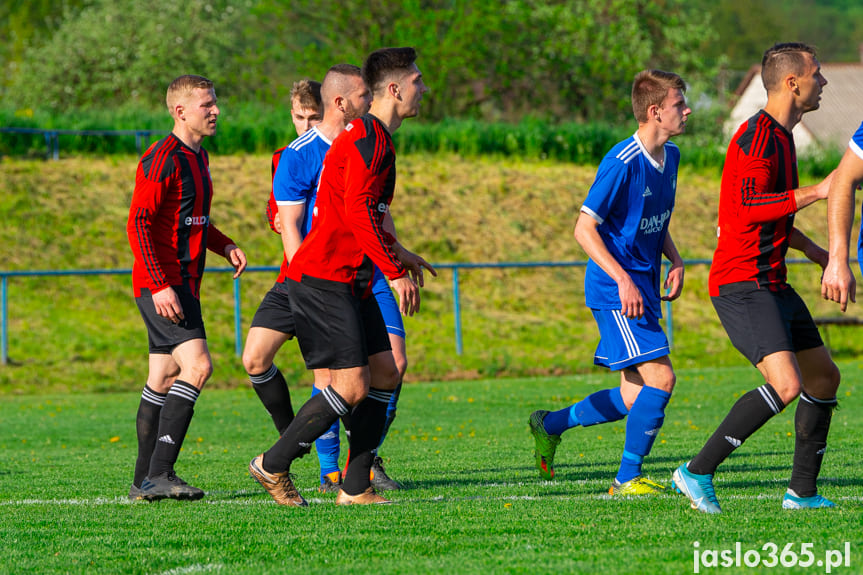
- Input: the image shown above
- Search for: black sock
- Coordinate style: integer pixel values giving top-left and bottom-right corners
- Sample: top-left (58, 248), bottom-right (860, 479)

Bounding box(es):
top-left (133, 386), bottom-right (167, 487)
top-left (147, 380), bottom-right (199, 478)
top-left (262, 385), bottom-right (349, 473)
top-left (342, 388), bottom-right (393, 495)
top-left (789, 392), bottom-right (836, 497)
top-left (688, 384), bottom-right (785, 475)
top-left (249, 364), bottom-right (294, 434)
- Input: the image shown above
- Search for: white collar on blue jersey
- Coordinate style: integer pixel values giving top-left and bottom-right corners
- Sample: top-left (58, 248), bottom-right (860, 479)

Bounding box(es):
top-left (633, 132), bottom-right (664, 173)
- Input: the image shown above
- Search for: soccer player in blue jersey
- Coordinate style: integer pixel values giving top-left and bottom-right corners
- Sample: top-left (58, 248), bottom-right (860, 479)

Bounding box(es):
top-left (822, 120), bottom-right (863, 311)
top-left (529, 69), bottom-right (690, 495)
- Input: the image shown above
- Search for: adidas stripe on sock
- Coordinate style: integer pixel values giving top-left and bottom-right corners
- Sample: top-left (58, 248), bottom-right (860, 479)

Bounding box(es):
top-left (688, 383), bottom-right (784, 476)
top-left (147, 380), bottom-right (199, 478)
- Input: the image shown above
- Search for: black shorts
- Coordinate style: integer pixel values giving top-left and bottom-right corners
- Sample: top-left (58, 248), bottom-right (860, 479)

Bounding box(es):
top-left (135, 285), bottom-right (206, 354)
top-left (287, 276), bottom-right (391, 370)
top-left (249, 281), bottom-right (296, 337)
top-left (711, 282), bottom-right (823, 366)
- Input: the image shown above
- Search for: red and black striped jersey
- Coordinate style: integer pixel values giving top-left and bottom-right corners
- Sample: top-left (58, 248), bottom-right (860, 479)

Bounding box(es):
top-left (709, 111), bottom-right (799, 295)
top-left (265, 146), bottom-right (286, 233)
top-left (287, 114), bottom-right (405, 296)
top-left (127, 133), bottom-right (234, 298)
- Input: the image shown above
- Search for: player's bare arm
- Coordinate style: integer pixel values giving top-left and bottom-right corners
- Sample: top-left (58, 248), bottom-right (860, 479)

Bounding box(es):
top-left (574, 211), bottom-right (643, 319)
top-left (661, 232), bottom-right (685, 302)
top-left (224, 244), bottom-right (247, 279)
top-left (789, 228), bottom-right (828, 270)
top-left (278, 203), bottom-right (306, 263)
top-left (794, 169), bottom-right (835, 210)
top-left (823, 147), bottom-right (863, 311)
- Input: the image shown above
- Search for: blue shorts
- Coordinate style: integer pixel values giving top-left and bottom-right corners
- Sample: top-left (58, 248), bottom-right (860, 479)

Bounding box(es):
top-left (372, 267), bottom-right (406, 339)
top-left (591, 308), bottom-right (669, 370)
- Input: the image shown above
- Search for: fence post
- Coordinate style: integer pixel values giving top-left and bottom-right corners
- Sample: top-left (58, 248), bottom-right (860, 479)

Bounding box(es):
top-left (234, 276), bottom-right (242, 357)
top-left (453, 267), bottom-right (463, 355)
top-left (1, 275), bottom-right (7, 365)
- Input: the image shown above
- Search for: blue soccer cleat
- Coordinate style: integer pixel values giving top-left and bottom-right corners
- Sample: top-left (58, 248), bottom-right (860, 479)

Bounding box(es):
top-left (672, 462), bottom-right (721, 514)
top-left (782, 489), bottom-right (836, 510)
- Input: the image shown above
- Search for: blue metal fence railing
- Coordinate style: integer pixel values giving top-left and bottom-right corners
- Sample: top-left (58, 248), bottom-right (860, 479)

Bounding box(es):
top-left (0, 127), bottom-right (168, 159)
top-left (4, 258), bottom-right (834, 366)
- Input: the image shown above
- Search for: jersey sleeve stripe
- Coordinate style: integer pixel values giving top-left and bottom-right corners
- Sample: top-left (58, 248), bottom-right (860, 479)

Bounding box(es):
top-left (365, 196), bottom-right (403, 273)
top-left (851, 138), bottom-right (863, 161)
top-left (133, 207), bottom-right (166, 287)
top-left (580, 205), bottom-right (604, 225)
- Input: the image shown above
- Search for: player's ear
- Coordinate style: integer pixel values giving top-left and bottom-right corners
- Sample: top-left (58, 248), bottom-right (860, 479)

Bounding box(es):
top-left (388, 81), bottom-right (400, 100)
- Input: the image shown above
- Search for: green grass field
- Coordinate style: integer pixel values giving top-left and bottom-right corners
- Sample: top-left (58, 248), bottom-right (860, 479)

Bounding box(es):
top-left (2, 363), bottom-right (861, 575)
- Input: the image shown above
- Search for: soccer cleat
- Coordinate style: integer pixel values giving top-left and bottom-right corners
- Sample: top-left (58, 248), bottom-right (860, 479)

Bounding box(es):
top-left (370, 456), bottom-right (403, 491)
top-left (248, 454), bottom-right (308, 507)
top-left (528, 410), bottom-right (561, 480)
top-left (335, 487), bottom-right (391, 505)
top-left (318, 471), bottom-right (342, 494)
top-left (672, 462), bottom-right (721, 514)
top-left (609, 476), bottom-right (667, 496)
top-left (128, 484), bottom-right (146, 501)
top-left (782, 489), bottom-right (836, 510)
top-left (139, 472), bottom-right (204, 501)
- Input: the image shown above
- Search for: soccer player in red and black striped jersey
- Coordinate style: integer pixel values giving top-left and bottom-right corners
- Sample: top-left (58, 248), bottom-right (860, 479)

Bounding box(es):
top-left (248, 47), bottom-right (436, 506)
top-left (673, 43), bottom-right (840, 513)
top-left (127, 75), bottom-right (247, 501)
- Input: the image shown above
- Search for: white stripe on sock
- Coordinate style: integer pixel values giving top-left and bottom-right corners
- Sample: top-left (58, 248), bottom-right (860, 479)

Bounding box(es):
top-left (757, 385), bottom-right (780, 414)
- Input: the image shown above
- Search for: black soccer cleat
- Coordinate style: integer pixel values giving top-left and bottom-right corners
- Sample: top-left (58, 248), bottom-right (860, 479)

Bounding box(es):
top-left (370, 456), bottom-right (403, 491)
top-left (140, 472), bottom-right (205, 501)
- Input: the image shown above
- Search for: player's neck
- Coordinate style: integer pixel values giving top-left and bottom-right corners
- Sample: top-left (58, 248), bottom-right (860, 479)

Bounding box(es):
top-left (172, 124), bottom-right (204, 153)
top-left (763, 98), bottom-right (803, 134)
top-left (636, 125), bottom-right (667, 166)
top-left (317, 120), bottom-right (343, 143)
top-left (368, 102), bottom-right (402, 134)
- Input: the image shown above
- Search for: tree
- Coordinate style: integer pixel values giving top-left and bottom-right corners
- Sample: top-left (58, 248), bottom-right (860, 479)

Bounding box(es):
top-left (3, 0), bottom-right (256, 112)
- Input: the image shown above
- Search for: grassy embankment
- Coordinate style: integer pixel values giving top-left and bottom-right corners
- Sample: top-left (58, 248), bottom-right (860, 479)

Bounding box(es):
top-left (1, 154), bottom-right (860, 394)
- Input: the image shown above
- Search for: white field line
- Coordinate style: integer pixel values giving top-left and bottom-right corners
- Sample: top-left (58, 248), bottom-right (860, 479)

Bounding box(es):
top-left (152, 564), bottom-right (224, 575)
top-left (2, 483), bottom-right (861, 507)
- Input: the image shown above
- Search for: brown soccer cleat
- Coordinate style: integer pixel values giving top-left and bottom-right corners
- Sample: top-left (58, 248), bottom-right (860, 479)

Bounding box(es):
top-left (248, 454), bottom-right (308, 507)
top-left (335, 487), bottom-right (392, 505)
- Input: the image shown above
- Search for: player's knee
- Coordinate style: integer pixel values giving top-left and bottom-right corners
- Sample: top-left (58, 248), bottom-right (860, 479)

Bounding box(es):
top-left (807, 361), bottom-right (841, 397)
top-left (773, 380), bottom-right (803, 404)
top-left (183, 359), bottom-right (213, 388)
top-left (241, 349), bottom-right (266, 375)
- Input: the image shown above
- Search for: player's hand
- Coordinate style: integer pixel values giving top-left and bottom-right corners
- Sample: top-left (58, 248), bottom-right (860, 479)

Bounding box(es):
top-left (152, 287), bottom-right (184, 324)
top-left (392, 242), bottom-right (437, 287)
top-left (661, 260), bottom-right (685, 302)
top-left (273, 212), bottom-right (282, 234)
top-left (618, 275), bottom-right (644, 320)
top-left (821, 260), bottom-right (856, 312)
top-left (225, 245), bottom-right (247, 279)
top-left (391, 275), bottom-right (421, 316)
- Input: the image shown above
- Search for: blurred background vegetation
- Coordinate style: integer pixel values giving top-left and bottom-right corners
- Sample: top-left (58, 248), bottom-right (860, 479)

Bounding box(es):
top-left (2, 0), bottom-right (861, 165)
top-left (2, 0), bottom-right (862, 122)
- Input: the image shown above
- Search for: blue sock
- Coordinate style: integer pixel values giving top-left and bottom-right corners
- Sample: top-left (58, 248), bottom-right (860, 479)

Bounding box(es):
top-left (543, 388), bottom-right (629, 436)
top-left (376, 382), bottom-right (402, 451)
top-left (311, 386), bottom-right (341, 480)
top-left (616, 386), bottom-right (671, 484)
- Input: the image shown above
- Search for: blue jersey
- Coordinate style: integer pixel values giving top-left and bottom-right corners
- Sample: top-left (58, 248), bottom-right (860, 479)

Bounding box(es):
top-left (272, 126), bottom-right (332, 236)
top-left (581, 133), bottom-right (679, 316)
top-left (851, 122), bottom-right (863, 265)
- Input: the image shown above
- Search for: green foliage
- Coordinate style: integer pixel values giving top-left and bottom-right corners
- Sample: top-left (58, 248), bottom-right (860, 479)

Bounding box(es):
top-left (2, 0), bottom-right (717, 122)
top-left (3, 0), bottom-right (257, 112)
top-left (1, 370), bottom-right (861, 573)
